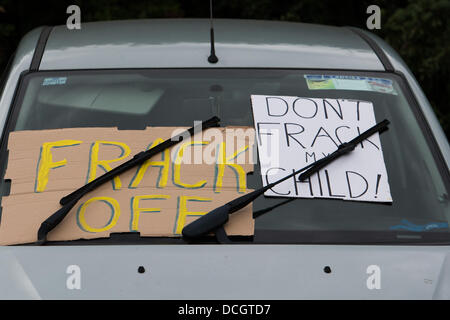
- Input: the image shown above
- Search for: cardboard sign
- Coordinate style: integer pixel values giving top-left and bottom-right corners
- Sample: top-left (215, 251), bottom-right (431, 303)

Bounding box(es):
top-left (250, 95), bottom-right (392, 202)
top-left (0, 126), bottom-right (255, 245)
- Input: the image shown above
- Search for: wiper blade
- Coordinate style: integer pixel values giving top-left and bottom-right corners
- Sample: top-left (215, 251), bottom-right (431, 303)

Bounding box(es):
top-left (182, 119), bottom-right (390, 242)
top-left (36, 116), bottom-right (221, 245)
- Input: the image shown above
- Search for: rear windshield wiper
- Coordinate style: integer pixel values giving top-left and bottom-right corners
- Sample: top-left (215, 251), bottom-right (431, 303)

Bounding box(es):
top-left (36, 116), bottom-right (221, 245)
top-left (182, 119), bottom-right (390, 243)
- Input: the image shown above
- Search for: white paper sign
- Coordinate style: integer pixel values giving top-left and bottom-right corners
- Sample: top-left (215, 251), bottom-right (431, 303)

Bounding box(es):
top-left (250, 95), bottom-right (392, 202)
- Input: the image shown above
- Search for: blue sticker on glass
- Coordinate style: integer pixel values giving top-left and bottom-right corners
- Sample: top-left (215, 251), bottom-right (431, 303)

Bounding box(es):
top-left (42, 77), bottom-right (67, 86)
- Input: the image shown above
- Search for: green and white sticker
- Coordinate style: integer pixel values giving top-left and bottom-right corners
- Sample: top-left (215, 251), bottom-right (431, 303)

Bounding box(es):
top-left (305, 75), bottom-right (397, 95)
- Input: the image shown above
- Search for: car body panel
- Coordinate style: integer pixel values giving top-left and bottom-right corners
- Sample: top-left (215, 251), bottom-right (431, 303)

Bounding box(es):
top-left (361, 29), bottom-right (450, 170)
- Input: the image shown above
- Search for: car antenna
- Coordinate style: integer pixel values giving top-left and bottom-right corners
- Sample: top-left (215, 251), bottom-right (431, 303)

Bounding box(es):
top-left (207, 0), bottom-right (219, 63)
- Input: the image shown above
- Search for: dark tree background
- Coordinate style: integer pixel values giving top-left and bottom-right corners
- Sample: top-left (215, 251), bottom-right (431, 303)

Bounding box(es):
top-left (1, 0), bottom-right (449, 138)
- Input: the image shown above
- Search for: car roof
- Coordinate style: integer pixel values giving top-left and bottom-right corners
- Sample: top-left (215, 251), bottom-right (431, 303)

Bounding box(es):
top-left (37, 18), bottom-right (385, 70)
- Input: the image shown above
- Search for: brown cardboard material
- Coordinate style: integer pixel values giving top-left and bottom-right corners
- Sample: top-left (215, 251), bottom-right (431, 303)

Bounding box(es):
top-left (0, 126), bottom-right (255, 245)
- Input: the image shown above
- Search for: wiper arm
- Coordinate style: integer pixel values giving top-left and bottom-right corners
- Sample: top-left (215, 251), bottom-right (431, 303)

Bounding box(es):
top-left (182, 119), bottom-right (390, 242)
top-left (36, 116), bottom-right (221, 245)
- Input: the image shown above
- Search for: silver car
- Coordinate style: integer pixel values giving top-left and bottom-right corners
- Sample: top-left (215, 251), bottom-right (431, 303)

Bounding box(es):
top-left (0, 19), bottom-right (449, 299)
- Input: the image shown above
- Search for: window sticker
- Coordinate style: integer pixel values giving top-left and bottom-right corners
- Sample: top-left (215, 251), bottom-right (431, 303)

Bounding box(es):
top-left (390, 219), bottom-right (449, 232)
top-left (305, 75), bottom-right (397, 95)
top-left (42, 77), bottom-right (67, 86)
top-left (250, 94), bottom-right (392, 203)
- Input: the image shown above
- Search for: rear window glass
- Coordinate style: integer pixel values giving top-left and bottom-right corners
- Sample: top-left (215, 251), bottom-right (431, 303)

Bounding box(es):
top-left (2, 69), bottom-right (449, 244)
